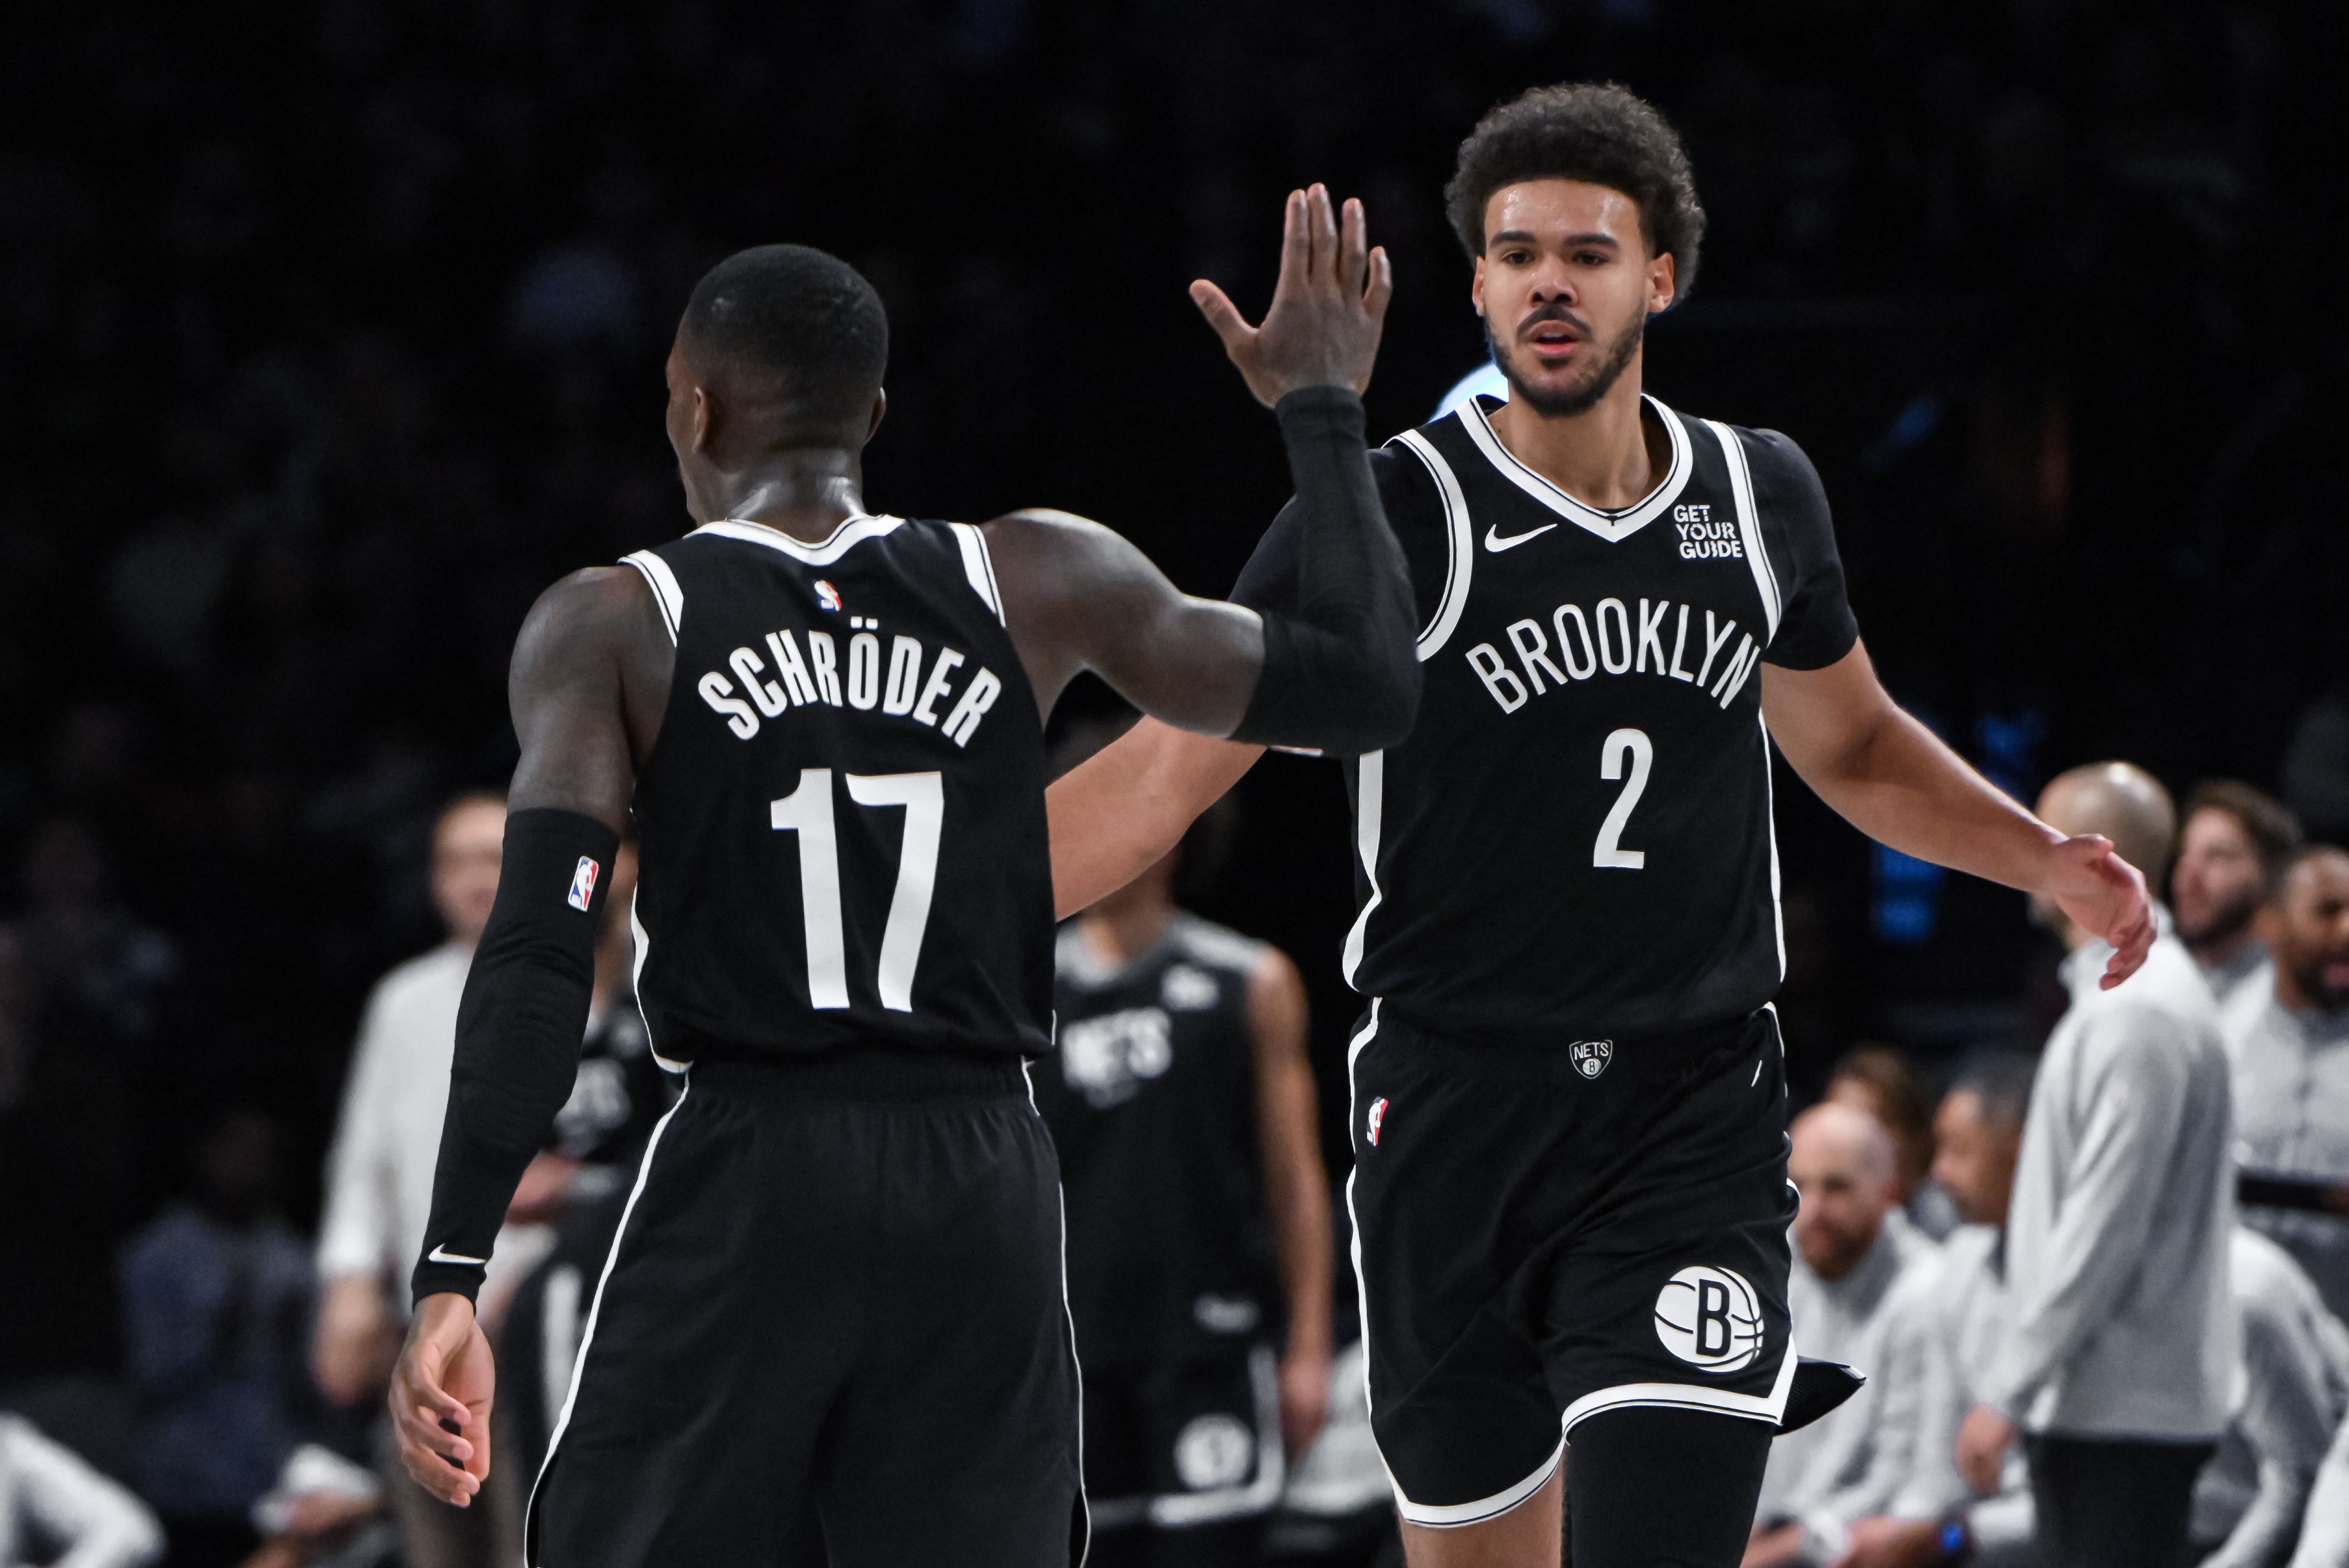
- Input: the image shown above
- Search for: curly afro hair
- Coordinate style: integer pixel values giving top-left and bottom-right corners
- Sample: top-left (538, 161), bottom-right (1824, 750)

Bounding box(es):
top-left (1443, 82), bottom-right (1706, 301)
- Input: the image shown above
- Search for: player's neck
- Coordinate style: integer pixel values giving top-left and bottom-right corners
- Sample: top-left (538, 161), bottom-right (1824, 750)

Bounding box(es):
top-left (1079, 895), bottom-right (1176, 968)
top-left (1486, 360), bottom-right (1665, 512)
top-left (691, 452), bottom-right (868, 543)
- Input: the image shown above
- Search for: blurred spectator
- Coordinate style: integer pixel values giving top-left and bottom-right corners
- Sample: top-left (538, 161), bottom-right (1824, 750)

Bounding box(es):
top-left (2174, 783), bottom-right (2303, 1009)
top-left (1956, 764), bottom-right (2234, 1568)
top-left (1833, 1054), bottom-right (2041, 1568)
top-left (1747, 1104), bottom-right (1942, 1567)
top-left (1827, 1047), bottom-right (1959, 1240)
top-left (2291, 1411), bottom-right (2349, 1568)
top-left (2190, 1228), bottom-right (2349, 1568)
top-left (238, 1444), bottom-right (393, 1568)
top-left (117, 1108), bottom-right (308, 1568)
top-left (310, 792), bottom-right (525, 1568)
top-left (2228, 844), bottom-right (2349, 1319)
top-left (0, 1414), bottom-right (162, 1568)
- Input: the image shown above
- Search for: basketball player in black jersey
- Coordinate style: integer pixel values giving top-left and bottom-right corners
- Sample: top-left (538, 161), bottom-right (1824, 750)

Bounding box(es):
top-left (386, 186), bottom-right (1420, 1568)
top-left (1048, 85), bottom-right (2157, 1568)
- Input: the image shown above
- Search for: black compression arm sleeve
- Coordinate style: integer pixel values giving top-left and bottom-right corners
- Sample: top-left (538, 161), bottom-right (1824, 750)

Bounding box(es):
top-left (411, 808), bottom-right (618, 1306)
top-left (1228, 386), bottom-right (1420, 755)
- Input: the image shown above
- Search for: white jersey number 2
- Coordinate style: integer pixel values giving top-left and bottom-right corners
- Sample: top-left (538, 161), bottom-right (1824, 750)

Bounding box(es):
top-left (1593, 728), bottom-right (1652, 870)
top-left (769, 767), bottom-right (944, 1011)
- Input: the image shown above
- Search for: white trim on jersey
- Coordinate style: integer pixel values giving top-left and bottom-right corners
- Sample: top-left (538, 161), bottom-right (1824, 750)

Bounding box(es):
top-left (1341, 1001), bottom-right (1384, 1516)
top-left (947, 521), bottom-right (1008, 625)
top-left (1023, 1064), bottom-right (1094, 1566)
top-left (621, 550), bottom-right (684, 644)
top-left (1456, 393), bottom-right (1693, 543)
top-left (630, 895), bottom-right (689, 1076)
top-left (1556, 1329), bottom-right (1801, 1436)
top-left (525, 1076), bottom-right (694, 1542)
top-left (1702, 420), bottom-right (1781, 643)
top-left (1339, 752), bottom-right (1386, 988)
top-left (693, 512), bottom-right (908, 566)
top-left (1390, 431), bottom-right (1475, 661)
top-left (1760, 717), bottom-right (1787, 980)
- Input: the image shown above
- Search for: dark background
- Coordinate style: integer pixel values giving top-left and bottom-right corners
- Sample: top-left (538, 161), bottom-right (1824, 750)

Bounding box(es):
top-left (4, 0), bottom-right (2346, 1384)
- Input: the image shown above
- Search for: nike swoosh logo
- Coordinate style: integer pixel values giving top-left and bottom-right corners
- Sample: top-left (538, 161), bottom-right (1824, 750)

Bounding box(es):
top-left (426, 1246), bottom-right (488, 1267)
top-left (1483, 523), bottom-right (1558, 552)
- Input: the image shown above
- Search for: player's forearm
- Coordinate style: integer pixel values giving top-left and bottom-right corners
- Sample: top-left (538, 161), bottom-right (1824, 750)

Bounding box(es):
top-left (1269, 1156), bottom-right (1334, 1357)
top-left (411, 809), bottom-right (615, 1305)
top-left (1047, 719), bottom-right (1261, 917)
top-left (1228, 387), bottom-right (1419, 754)
top-left (2202, 1462), bottom-right (2309, 1568)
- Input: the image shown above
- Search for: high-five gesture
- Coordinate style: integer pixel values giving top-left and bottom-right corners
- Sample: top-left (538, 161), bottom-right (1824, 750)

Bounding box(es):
top-left (1191, 184), bottom-right (1392, 406)
top-left (2044, 833), bottom-right (2157, 988)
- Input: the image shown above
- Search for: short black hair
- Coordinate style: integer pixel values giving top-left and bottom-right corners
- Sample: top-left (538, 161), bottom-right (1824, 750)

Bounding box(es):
top-left (1444, 82), bottom-right (1706, 299)
top-left (2183, 780), bottom-right (2304, 893)
top-left (1947, 1053), bottom-right (2038, 1134)
top-left (681, 244), bottom-right (888, 444)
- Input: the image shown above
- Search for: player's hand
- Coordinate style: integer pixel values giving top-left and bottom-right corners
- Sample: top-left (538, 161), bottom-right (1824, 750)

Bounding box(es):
top-left (2042, 834), bottom-right (2156, 988)
top-left (1954, 1402), bottom-right (2017, 1496)
top-left (1190, 183), bottom-right (1391, 407)
top-left (391, 1292), bottom-right (495, 1506)
top-left (1828, 1516), bottom-right (1948, 1568)
top-left (1278, 1344), bottom-right (1331, 1457)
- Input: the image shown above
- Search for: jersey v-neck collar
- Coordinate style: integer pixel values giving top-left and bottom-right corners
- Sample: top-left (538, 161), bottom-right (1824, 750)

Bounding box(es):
top-left (1456, 392), bottom-right (1693, 544)
top-left (694, 512), bottom-right (906, 566)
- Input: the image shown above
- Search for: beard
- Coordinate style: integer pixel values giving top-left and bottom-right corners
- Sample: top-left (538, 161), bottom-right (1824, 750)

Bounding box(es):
top-left (1486, 306), bottom-right (1645, 418)
top-left (2177, 890), bottom-right (2257, 948)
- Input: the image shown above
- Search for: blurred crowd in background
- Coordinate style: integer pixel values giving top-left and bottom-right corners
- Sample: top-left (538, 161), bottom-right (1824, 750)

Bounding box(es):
top-left (3, 0), bottom-right (2347, 1564)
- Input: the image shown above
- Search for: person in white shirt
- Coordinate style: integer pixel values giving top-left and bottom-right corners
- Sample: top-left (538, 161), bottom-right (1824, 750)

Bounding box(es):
top-left (1958, 762), bottom-right (2236, 1568)
top-left (2290, 1407), bottom-right (2349, 1568)
top-left (2229, 844), bottom-right (2349, 1320)
top-left (2192, 1227), bottom-right (2349, 1568)
top-left (0, 1415), bottom-right (161, 1568)
top-left (311, 792), bottom-right (525, 1568)
top-left (1746, 1103), bottom-right (1941, 1568)
top-left (1829, 1053), bottom-right (2041, 1568)
top-left (2175, 782), bottom-right (2302, 1010)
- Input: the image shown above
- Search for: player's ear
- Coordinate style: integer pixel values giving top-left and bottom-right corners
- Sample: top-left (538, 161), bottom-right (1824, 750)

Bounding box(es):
top-left (1470, 252), bottom-right (1488, 318)
top-left (864, 388), bottom-right (887, 445)
top-left (1648, 248), bottom-right (1676, 315)
top-left (690, 385), bottom-right (716, 454)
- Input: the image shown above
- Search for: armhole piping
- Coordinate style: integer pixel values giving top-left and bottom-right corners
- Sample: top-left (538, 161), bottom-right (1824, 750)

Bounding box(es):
top-left (1391, 431), bottom-right (1473, 662)
top-left (1703, 421), bottom-right (1781, 644)
top-left (949, 522), bottom-right (1007, 626)
top-left (621, 550), bottom-right (684, 644)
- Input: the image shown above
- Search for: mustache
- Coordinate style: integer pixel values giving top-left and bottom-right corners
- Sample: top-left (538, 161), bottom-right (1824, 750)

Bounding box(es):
top-left (1517, 301), bottom-right (1590, 339)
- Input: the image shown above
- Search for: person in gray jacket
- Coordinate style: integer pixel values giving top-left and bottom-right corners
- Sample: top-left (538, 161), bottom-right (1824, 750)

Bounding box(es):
top-left (1957, 762), bottom-right (2237, 1568)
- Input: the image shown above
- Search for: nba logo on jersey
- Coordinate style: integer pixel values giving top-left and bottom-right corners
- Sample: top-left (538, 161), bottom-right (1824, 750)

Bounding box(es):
top-left (567, 856), bottom-right (600, 912)
top-left (1653, 1265), bottom-right (1765, 1372)
top-left (812, 579), bottom-right (843, 612)
top-left (1366, 1097), bottom-right (1389, 1146)
top-left (1569, 1039), bottom-right (1613, 1080)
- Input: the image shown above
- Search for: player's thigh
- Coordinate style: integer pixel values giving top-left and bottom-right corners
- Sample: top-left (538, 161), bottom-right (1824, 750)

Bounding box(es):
top-left (815, 1099), bottom-right (1083, 1567)
top-left (1565, 1407), bottom-right (1770, 1568)
top-left (1395, 1464), bottom-right (1561, 1568)
top-left (532, 1088), bottom-right (860, 1567)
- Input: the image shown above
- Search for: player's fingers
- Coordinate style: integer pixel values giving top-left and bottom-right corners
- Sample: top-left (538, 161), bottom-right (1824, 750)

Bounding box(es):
top-left (1305, 183), bottom-right (1338, 286)
top-left (1363, 246), bottom-right (1394, 321)
top-left (1188, 280), bottom-right (1254, 354)
top-left (1271, 188), bottom-right (1307, 303)
top-left (1339, 196), bottom-right (1369, 296)
top-left (400, 1401), bottom-right (473, 1465)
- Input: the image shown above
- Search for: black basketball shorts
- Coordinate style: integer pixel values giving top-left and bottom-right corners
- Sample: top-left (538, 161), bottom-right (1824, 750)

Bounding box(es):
top-left (527, 1051), bottom-right (1085, 1568)
top-left (1344, 1004), bottom-right (1796, 1528)
top-left (1081, 1345), bottom-right (1284, 1535)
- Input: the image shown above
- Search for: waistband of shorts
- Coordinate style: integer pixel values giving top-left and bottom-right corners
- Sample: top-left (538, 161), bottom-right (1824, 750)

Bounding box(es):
top-left (1369, 1004), bottom-right (1770, 1085)
top-left (683, 1045), bottom-right (1030, 1101)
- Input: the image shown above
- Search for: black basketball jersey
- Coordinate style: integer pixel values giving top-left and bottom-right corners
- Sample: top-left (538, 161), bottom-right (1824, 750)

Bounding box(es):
top-left (1234, 394), bottom-right (1858, 1044)
top-left (1031, 914), bottom-right (1281, 1367)
top-left (621, 513), bottom-right (1053, 1064)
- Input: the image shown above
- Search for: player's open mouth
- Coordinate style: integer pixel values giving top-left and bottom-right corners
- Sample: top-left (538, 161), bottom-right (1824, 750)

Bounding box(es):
top-left (1526, 324), bottom-right (1581, 362)
top-left (2324, 956), bottom-right (2349, 989)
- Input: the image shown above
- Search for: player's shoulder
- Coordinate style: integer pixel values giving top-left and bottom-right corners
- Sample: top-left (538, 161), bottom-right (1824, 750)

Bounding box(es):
top-left (1168, 912), bottom-right (1269, 976)
top-left (1703, 420), bottom-right (1826, 509)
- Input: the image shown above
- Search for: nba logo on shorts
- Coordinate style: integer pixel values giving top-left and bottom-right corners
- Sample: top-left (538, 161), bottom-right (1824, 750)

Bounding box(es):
top-left (1366, 1097), bottom-right (1389, 1147)
top-left (1569, 1039), bottom-right (1613, 1079)
top-left (567, 856), bottom-right (600, 912)
top-left (813, 580), bottom-right (843, 612)
top-left (1653, 1265), bottom-right (1764, 1372)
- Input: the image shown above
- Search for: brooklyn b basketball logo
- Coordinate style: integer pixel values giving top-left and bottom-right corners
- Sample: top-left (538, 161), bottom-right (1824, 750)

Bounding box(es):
top-left (1569, 1039), bottom-right (1613, 1079)
top-left (1653, 1265), bottom-right (1765, 1372)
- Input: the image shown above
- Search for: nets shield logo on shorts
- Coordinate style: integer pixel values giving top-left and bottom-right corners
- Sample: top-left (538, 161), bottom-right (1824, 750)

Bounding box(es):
top-left (1366, 1097), bottom-right (1389, 1146)
top-left (1173, 1413), bottom-right (1254, 1490)
top-left (1653, 1265), bottom-right (1765, 1372)
top-left (567, 856), bottom-right (601, 912)
top-left (1569, 1039), bottom-right (1613, 1079)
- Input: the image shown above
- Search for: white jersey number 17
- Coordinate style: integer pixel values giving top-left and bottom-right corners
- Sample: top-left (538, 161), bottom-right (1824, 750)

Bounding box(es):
top-left (769, 767), bottom-right (944, 1011)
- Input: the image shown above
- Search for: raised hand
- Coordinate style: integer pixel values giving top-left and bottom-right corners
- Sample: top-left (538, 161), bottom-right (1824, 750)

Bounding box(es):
top-left (390, 1293), bottom-right (496, 1505)
top-left (2044, 833), bottom-right (2156, 988)
top-left (1190, 183), bottom-right (1392, 407)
